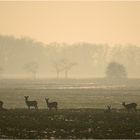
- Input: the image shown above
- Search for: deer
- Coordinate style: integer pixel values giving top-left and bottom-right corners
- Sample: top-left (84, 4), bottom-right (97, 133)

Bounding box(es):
top-left (104, 105), bottom-right (111, 113)
top-left (122, 102), bottom-right (137, 112)
top-left (45, 98), bottom-right (58, 110)
top-left (0, 100), bottom-right (7, 111)
top-left (24, 96), bottom-right (38, 109)
top-left (0, 101), bottom-right (3, 109)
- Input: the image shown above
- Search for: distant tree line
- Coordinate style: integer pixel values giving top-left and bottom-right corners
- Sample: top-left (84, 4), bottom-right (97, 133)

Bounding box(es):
top-left (0, 35), bottom-right (139, 78)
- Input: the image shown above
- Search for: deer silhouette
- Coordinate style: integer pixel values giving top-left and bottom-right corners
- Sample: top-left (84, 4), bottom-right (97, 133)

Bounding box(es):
top-left (122, 102), bottom-right (137, 112)
top-left (0, 101), bottom-right (3, 109)
top-left (24, 96), bottom-right (38, 109)
top-left (45, 98), bottom-right (58, 110)
top-left (104, 105), bottom-right (111, 113)
top-left (0, 100), bottom-right (7, 111)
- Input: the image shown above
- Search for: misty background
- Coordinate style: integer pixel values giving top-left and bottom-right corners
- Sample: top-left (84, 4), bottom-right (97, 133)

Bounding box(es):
top-left (0, 35), bottom-right (139, 79)
top-left (0, 2), bottom-right (140, 110)
top-left (0, 1), bottom-right (140, 79)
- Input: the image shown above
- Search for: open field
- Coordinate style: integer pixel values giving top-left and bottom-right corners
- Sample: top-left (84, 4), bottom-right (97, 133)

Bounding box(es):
top-left (0, 109), bottom-right (140, 139)
top-left (0, 79), bottom-right (140, 138)
top-left (0, 79), bottom-right (140, 109)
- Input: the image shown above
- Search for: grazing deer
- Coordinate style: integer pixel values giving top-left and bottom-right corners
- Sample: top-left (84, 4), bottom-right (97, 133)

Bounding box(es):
top-left (104, 105), bottom-right (111, 113)
top-left (122, 102), bottom-right (137, 112)
top-left (24, 96), bottom-right (38, 109)
top-left (45, 98), bottom-right (58, 110)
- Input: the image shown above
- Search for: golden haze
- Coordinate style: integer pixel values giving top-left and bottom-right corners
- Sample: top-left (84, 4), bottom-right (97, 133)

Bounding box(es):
top-left (0, 1), bottom-right (140, 46)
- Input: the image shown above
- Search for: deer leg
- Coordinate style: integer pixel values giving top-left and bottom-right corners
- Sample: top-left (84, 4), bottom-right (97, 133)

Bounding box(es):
top-left (0, 103), bottom-right (3, 109)
top-left (36, 105), bottom-right (38, 109)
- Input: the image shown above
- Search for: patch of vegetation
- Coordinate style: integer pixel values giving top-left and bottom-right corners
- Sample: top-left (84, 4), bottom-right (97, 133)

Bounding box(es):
top-left (0, 109), bottom-right (140, 139)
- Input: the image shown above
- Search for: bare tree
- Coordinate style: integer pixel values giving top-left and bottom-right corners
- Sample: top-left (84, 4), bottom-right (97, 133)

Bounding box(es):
top-left (52, 60), bottom-right (64, 79)
top-left (60, 58), bottom-right (77, 79)
top-left (24, 62), bottom-right (38, 79)
top-left (0, 67), bottom-right (4, 79)
top-left (53, 59), bottom-right (77, 79)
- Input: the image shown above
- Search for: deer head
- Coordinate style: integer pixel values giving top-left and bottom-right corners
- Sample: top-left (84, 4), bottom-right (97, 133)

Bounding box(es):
top-left (24, 96), bottom-right (29, 100)
top-left (122, 102), bottom-right (125, 106)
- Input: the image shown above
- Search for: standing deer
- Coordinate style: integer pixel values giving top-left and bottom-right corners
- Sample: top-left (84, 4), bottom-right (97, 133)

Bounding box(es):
top-left (0, 100), bottom-right (7, 111)
top-left (122, 102), bottom-right (137, 112)
top-left (24, 96), bottom-right (38, 109)
top-left (0, 101), bottom-right (3, 109)
top-left (104, 105), bottom-right (111, 113)
top-left (45, 98), bottom-right (58, 110)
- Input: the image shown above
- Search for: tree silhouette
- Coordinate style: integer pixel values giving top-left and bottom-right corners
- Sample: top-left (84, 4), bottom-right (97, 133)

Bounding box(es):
top-left (53, 60), bottom-right (64, 79)
top-left (60, 59), bottom-right (77, 79)
top-left (106, 62), bottom-right (127, 79)
top-left (24, 62), bottom-right (38, 79)
top-left (53, 59), bottom-right (77, 79)
top-left (0, 67), bottom-right (4, 78)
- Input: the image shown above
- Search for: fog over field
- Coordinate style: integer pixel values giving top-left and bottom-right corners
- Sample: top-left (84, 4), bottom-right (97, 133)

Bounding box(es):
top-left (0, 1), bottom-right (140, 78)
top-left (0, 0), bottom-right (140, 113)
top-left (0, 1), bottom-right (140, 109)
top-left (1, 1), bottom-right (140, 139)
top-left (0, 35), bottom-right (140, 79)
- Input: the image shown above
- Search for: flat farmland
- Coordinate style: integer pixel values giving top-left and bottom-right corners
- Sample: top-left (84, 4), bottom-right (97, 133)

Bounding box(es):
top-left (0, 79), bottom-right (140, 109)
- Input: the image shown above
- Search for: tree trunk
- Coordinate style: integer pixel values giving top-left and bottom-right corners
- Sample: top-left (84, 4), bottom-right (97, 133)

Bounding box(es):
top-left (65, 70), bottom-right (68, 79)
top-left (33, 71), bottom-right (36, 80)
top-left (57, 71), bottom-right (59, 79)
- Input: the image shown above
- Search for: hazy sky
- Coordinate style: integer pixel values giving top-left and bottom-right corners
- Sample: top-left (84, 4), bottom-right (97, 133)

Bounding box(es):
top-left (0, 1), bottom-right (140, 46)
